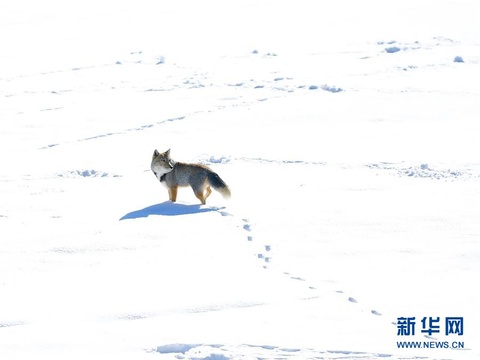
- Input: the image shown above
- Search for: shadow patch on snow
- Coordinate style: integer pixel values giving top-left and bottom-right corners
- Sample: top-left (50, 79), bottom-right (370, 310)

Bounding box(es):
top-left (156, 343), bottom-right (202, 354)
top-left (152, 343), bottom-right (398, 359)
top-left (120, 202), bottom-right (220, 220)
top-left (57, 169), bottom-right (121, 178)
top-left (200, 155), bottom-right (231, 165)
top-left (385, 46), bottom-right (401, 53)
top-left (321, 84), bottom-right (344, 93)
top-left (155, 344), bottom-right (228, 360)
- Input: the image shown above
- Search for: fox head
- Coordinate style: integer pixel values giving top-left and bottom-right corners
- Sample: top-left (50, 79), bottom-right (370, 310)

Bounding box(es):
top-left (151, 149), bottom-right (175, 180)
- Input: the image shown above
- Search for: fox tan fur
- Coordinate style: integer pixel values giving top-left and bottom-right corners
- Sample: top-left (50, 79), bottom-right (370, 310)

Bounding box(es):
top-left (151, 149), bottom-right (231, 205)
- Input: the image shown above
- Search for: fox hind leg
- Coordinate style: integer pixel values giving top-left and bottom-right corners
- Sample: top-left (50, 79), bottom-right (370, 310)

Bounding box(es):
top-left (205, 186), bottom-right (212, 201)
top-left (194, 191), bottom-right (206, 205)
top-left (192, 185), bottom-right (208, 205)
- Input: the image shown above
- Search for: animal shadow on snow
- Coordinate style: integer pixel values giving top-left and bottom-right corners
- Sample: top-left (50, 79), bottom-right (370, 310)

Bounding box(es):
top-left (120, 201), bottom-right (219, 220)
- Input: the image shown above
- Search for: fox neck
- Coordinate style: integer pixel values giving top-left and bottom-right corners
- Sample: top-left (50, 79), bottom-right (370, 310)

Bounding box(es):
top-left (152, 166), bottom-right (172, 182)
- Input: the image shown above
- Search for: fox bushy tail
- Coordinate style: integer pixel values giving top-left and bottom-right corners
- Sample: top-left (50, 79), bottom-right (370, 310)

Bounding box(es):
top-left (208, 172), bottom-right (231, 199)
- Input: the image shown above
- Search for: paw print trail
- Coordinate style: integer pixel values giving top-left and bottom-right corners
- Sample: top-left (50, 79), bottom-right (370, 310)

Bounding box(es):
top-left (240, 217), bottom-right (271, 268)
top-left (217, 208), bottom-right (272, 269)
top-left (218, 207), bottom-right (387, 327)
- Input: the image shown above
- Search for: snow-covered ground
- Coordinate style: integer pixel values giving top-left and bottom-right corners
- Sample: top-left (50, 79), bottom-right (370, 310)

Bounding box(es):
top-left (1, 1), bottom-right (479, 359)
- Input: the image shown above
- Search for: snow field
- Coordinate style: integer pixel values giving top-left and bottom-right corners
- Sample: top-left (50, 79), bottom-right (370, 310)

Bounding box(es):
top-left (1, 0), bottom-right (479, 359)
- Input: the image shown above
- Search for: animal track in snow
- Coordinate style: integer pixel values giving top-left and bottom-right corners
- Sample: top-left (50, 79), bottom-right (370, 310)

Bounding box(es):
top-left (213, 210), bottom-right (271, 268)
top-left (366, 162), bottom-right (478, 180)
top-left (239, 218), bottom-right (272, 268)
top-left (231, 212), bottom-right (385, 321)
top-left (341, 294), bottom-right (383, 317)
top-left (242, 221), bottom-right (253, 242)
top-left (0, 321), bottom-right (25, 328)
top-left (57, 169), bottom-right (121, 178)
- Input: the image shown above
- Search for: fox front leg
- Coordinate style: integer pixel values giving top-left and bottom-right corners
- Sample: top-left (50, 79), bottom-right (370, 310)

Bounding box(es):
top-left (168, 186), bottom-right (178, 202)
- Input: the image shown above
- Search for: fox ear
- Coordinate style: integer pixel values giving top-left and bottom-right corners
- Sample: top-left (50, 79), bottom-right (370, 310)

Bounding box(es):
top-left (153, 149), bottom-right (159, 157)
top-left (165, 148), bottom-right (171, 156)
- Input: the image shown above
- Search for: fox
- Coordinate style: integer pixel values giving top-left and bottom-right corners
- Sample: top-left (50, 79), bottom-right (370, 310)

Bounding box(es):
top-left (151, 149), bottom-right (231, 205)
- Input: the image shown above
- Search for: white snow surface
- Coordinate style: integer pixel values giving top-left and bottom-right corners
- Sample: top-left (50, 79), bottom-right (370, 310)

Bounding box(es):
top-left (1, 1), bottom-right (479, 359)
